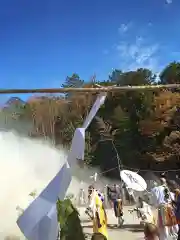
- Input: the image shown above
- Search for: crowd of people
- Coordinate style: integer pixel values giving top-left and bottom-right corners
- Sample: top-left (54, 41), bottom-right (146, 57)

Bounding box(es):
top-left (150, 177), bottom-right (180, 240)
top-left (83, 177), bottom-right (180, 240)
top-left (85, 184), bottom-right (127, 240)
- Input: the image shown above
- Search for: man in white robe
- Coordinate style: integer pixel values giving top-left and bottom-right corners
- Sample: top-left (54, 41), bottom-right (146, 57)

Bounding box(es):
top-left (135, 197), bottom-right (155, 225)
top-left (151, 178), bottom-right (169, 240)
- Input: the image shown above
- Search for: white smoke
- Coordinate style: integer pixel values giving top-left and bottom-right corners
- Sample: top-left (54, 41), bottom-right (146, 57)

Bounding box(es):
top-left (0, 131), bottom-right (69, 239)
top-left (0, 130), bottom-right (114, 239)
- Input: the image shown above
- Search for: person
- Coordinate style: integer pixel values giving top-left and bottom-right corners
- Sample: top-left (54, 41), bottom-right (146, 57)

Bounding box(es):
top-left (87, 185), bottom-right (108, 240)
top-left (87, 186), bottom-right (104, 205)
top-left (107, 184), bottom-right (124, 226)
top-left (144, 223), bottom-right (160, 240)
top-left (134, 197), bottom-right (155, 225)
top-left (166, 187), bottom-right (178, 238)
top-left (151, 178), bottom-right (177, 240)
top-left (173, 188), bottom-right (180, 240)
top-left (126, 186), bottom-right (135, 204)
top-left (78, 181), bottom-right (86, 206)
top-left (96, 189), bottom-right (105, 204)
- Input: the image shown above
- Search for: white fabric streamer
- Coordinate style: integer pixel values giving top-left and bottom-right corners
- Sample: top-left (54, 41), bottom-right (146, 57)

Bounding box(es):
top-left (82, 93), bottom-right (107, 129)
top-left (17, 163), bottom-right (71, 240)
top-left (17, 93), bottom-right (107, 240)
top-left (67, 128), bottom-right (85, 167)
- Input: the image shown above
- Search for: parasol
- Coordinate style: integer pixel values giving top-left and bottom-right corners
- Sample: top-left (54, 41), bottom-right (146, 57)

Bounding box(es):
top-left (120, 170), bottom-right (147, 192)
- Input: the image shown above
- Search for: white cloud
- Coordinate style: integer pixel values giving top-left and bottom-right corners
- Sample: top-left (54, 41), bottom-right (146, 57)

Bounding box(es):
top-left (116, 36), bottom-right (160, 71)
top-left (166, 0), bottom-right (172, 4)
top-left (118, 23), bottom-right (131, 34)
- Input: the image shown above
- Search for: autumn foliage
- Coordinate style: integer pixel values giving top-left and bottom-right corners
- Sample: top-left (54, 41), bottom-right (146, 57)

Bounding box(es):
top-left (2, 62), bottom-right (180, 177)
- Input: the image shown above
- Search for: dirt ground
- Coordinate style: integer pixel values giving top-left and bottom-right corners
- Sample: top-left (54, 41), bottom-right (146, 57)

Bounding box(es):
top-left (79, 206), bottom-right (174, 240)
top-left (79, 206), bottom-right (144, 240)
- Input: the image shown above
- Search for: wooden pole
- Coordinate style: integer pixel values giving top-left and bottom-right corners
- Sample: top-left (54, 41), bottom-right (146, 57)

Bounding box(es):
top-left (0, 84), bottom-right (179, 93)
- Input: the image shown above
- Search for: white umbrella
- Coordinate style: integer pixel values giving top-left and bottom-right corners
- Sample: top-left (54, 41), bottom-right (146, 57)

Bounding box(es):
top-left (120, 170), bottom-right (147, 192)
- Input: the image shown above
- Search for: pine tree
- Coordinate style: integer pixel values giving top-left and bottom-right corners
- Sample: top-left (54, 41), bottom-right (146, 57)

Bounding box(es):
top-left (61, 74), bottom-right (84, 98)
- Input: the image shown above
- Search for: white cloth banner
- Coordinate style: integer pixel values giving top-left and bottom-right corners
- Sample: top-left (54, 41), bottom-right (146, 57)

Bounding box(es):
top-left (17, 93), bottom-right (107, 240)
top-left (67, 128), bottom-right (85, 167)
top-left (17, 163), bottom-right (71, 240)
top-left (82, 92), bottom-right (107, 129)
top-left (26, 206), bottom-right (59, 240)
top-left (67, 92), bottom-right (107, 165)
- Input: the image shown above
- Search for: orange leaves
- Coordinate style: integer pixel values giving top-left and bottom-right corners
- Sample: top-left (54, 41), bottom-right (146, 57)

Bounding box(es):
top-left (139, 90), bottom-right (180, 136)
top-left (22, 93), bottom-right (95, 143)
top-left (68, 93), bottom-right (94, 118)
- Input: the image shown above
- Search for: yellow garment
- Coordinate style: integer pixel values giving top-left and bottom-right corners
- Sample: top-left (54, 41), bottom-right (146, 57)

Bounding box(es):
top-left (117, 199), bottom-right (123, 217)
top-left (92, 192), bottom-right (108, 239)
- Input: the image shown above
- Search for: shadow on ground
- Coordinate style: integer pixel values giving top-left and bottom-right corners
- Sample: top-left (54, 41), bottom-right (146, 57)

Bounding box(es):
top-left (108, 224), bottom-right (144, 232)
top-left (83, 223), bottom-right (143, 233)
top-left (81, 219), bottom-right (92, 223)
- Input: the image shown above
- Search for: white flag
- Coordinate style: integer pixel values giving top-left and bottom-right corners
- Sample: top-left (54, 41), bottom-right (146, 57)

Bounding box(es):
top-left (17, 163), bottom-right (71, 240)
top-left (25, 206), bottom-right (59, 240)
top-left (67, 128), bottom-right (85, 166)
top-left (83, 92), bottom-right (107, 129)
top-left (17, 93), bottom-right (107, 240)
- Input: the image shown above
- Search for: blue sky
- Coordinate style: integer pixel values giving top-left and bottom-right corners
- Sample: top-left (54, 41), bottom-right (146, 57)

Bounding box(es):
top-left (0, 0), bottom-right (180, 100)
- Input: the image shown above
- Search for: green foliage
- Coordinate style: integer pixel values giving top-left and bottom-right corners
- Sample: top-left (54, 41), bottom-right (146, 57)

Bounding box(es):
top-left (159, 61), bottom-right (180, 84)
top-left (4, 62), bottom-right (180, 175)
top-left (62, 73), bottom-right (84, 98)
top-left (109, 68), bottom-right (156, 86)
top-left (29, 190), bottom-right (37, 198)
top-left (56, 199), bottom-right (85, 240)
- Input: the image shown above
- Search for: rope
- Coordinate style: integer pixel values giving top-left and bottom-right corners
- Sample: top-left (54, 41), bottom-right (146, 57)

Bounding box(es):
top-left (98, 166), bottom-right (118, 175)
top-left (96, 165), bottom-right (180, 176)
top-left (124, 165), bottom-right (180, 173)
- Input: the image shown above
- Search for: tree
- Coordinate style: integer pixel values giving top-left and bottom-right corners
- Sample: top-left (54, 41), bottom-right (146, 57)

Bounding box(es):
top-left (159, 61), bottom-right (180, 84)
top-left (140, 90), bottom-right (180, 136)
top-left (3, 62), bottom-right (180, 176)
top-left (16, 192), bottom-right (85, 240)
top-left (109, 68), bottom-right (156, 86)
top-left (100, 69), bottom-right (155, 167)
top-left (56, 199), bottom-right (85, 240)
top-left (62, 74), bottom-right (84, 98)
top-left (108, 69), bottom-right (123, 83)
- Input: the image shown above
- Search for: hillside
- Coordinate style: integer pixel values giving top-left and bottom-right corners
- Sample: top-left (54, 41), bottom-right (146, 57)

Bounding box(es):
top-left (2, 63), bottom-right (180, 178)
